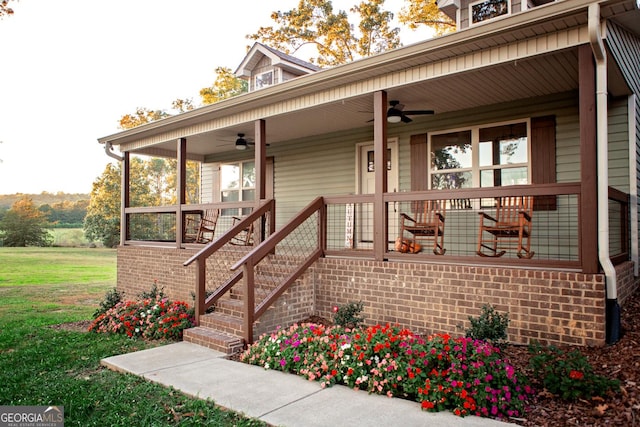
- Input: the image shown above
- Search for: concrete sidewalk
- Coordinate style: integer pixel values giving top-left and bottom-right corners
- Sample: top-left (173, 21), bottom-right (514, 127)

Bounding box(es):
top-left (101, 342), bottom-right (515, 427)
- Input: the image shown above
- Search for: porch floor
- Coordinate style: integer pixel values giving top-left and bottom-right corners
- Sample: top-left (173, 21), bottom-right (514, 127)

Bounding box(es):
top-left (101, 341), bottom-right (513, 427)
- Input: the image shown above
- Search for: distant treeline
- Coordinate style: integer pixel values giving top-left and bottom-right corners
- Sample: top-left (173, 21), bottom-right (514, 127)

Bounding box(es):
top-left (0, 192), bottom-right (90, 228)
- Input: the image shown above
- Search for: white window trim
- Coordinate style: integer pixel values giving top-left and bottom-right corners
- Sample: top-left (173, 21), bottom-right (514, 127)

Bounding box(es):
top-left (428, 118), bottom-right (531, 189)
top-left (255, 70), bottom-right (274, 90)
top-left (468, 0), bottom-right (511, 26)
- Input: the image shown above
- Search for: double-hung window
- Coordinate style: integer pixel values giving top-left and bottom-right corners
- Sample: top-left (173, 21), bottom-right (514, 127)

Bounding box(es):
top-left (220, 161), bottom-right (255, 216)
top-left (255, 71), bottom-right (274, 90)
top-left (429, 120), bottom-right (530, 190)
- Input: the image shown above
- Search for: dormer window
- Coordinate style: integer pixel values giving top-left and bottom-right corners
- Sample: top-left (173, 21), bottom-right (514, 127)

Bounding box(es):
top-left (469, 0), bottom-right (510, 25)
top-left (255, 71), bottom-right (274, 90)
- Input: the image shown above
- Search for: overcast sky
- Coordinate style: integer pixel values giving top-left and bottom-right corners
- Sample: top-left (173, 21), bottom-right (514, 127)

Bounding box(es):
top-left (0, 0), bottom-right (432, 195)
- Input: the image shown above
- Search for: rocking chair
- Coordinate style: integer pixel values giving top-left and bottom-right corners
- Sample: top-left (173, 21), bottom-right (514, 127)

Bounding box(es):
top-left (399, 200), bottom-right (446, 255)
top-left (476, 196), bottom-right (534, 258)
top-left (185, 209), bottom-right (219, 244)
top-left (230, 216), bottom-right (254, 246)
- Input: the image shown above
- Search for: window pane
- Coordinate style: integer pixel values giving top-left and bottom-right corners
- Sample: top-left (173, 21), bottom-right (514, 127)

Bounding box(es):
top-left (221, 164), bottom-right (240, 190)
top-left (479, 123), bottom-right (527, 166)
top-left (471, 0), bottom-right (509, 24)
top-left (242, 189), bottom-right (255, 202)
top-left (431, 171), bottom-right (472, 189)
top-left (480, 167), bottom-right (528, 187)
top-left (243, 162), bottom-right (256, 188)
top-left (222, 190), bottom-right (239, 202)
top-left (431, 131), bottom-right (472, 171)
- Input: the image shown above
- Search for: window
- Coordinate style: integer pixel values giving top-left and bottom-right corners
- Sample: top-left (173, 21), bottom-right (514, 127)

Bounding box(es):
top-left (429, 120), bottom-right (529, 189)
top-left (255, 71), bottom-right (274, 90)
top-left (220, 161), bottom-right (255, 215)
top-left (470, 0), bottom-right (510, 25)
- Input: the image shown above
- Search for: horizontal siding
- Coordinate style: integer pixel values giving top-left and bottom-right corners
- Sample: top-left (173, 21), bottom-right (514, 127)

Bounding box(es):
top-left (608, 98), bottom-right (630, 191)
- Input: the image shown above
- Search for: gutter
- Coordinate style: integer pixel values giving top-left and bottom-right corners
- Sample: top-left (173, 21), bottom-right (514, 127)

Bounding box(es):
top-left (589, 3), bottom-right (620, 344)
top-left (104, 142), bottom-right (124, 161)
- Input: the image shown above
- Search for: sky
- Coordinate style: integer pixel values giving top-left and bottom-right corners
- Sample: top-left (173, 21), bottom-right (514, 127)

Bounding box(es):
top-left (0, 0), bottom-right (433, 195)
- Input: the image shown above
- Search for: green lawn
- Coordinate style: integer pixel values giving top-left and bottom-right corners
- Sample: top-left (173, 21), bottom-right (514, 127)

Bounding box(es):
top-left (0, 247), bottom-right (264, 426)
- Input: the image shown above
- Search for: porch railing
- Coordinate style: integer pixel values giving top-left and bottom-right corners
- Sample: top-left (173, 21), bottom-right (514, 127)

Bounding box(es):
top-left (183, 199), bottom-right (276, 320)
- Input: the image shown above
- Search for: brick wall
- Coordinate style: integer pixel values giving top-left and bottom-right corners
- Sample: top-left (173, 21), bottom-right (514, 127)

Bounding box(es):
top-left (310, 259), bottom-right (613, 347)
top-left (118, 246), bottom-right (637, 347)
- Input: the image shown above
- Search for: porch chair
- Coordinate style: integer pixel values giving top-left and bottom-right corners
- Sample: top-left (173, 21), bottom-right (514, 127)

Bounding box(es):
top-left (476, 196), bottom-right (534, 258)
top-left (230, 216), bottom-right (254, 246)
top-left (185, 209), bottom-right (219, 244)
top-left (399, 200), bottom-right (446, 255)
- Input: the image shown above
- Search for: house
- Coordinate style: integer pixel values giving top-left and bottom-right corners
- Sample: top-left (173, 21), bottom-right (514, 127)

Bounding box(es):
top-left (99, 0), bottom-right (640, 354)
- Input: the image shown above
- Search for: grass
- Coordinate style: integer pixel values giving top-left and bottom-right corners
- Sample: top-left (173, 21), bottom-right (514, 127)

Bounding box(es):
top-left (0, 247), bottom-right (265, 426)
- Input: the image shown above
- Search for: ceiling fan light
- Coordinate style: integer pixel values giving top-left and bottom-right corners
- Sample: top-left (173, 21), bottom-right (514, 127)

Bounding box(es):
top-left (387, 109), bottom-right (402, 123)
top-left (235, 137), bottom-right (247, 150)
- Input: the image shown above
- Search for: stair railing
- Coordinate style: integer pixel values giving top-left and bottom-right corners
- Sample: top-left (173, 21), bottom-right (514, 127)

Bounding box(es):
top-left (230, 196), bottom-right (325, 343)
top-left (183, 199), bottom-right (275, 322)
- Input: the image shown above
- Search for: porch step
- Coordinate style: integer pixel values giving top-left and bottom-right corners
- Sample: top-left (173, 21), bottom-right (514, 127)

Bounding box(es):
top-left (199, 311), bottom-right (245, 337)
top-left (183, 326), bottom-right (244, 356)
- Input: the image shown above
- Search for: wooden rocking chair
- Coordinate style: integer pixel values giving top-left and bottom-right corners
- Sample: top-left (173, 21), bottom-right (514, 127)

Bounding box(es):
top-left (399, 200), bottom-right (446, 255)
top-left (185, 209), bottom-right (219, 244)
top-left (476, 196), bottom-right (534, 258)
top-left (230, 216), bottom-right (254, 246)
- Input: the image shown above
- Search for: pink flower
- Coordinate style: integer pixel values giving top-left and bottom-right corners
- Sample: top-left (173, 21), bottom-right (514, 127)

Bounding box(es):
top-left (332, 305), bottom-right (339, 313)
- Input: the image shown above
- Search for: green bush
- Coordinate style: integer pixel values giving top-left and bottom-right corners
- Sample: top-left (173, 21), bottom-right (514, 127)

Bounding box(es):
top-left (332, 301), bottom-right (364, 328)
top-left (528, 342), bottom-right (620, 401)
top-left (138, 280), bottom-right (166, 300)
top-left (93, 287), bottom-right (124, 319)
top-left (465, 304), bottom-right (509, 345)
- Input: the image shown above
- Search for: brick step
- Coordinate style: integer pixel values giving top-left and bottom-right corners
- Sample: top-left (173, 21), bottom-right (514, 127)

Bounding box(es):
top-left (215, 298), bottom-right (244, 317)
top-left (183, 326), bottom-right (244, 356)
top-left (199, 312), bottom-right (244, 337)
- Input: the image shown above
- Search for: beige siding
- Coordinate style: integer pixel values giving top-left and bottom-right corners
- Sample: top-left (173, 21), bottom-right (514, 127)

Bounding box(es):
top-left (608, 98), bottom-right (630, 191)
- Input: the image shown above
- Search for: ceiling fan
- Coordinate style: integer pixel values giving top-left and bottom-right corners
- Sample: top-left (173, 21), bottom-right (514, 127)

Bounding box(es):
top-left (386, 100), bottom-right (434, 123)
top-left (234, 133), bottom-right (270, 150)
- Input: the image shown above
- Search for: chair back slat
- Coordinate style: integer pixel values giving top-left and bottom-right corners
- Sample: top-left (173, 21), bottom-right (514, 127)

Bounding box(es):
top-left (414, 200), bottom-right (445, 225)
top-left (496, 196), bottom-right (532, 224)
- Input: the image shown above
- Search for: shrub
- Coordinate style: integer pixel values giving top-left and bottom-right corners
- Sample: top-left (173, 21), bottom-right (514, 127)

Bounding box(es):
top-left (93, 287), bottom-right (124, 319)
top-left (528, 342), bottom-right (620, 401)
top-left (465, 304), bottom-right (509, 345)
top-left (332, 301), bottom-right (365, 328)
top-left (138, 280), bottom-right (166, 300)
top-left (241, 322), bottom-right (534, 420)
top-left (89, 297), bottom-right (196, 340)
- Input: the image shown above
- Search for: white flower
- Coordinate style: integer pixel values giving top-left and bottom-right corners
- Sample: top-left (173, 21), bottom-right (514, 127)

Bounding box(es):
top-left (264, 363), bottom-right (270, 370)
top-left (340, 343), bottom-right (351, 350)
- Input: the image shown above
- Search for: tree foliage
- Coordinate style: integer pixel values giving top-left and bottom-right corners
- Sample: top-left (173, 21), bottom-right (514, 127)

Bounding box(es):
top-left (0, 0), bottom-right (15, 18)
top-left (398, 0), bottom-right (455, 37)
top-left (118, 108), bottom-right (170, 130)
top-left (200, 67), bottom-right (248, 105)
top-left (249, 0), bottom-right (400, 66)
top-left (84, 157), bottom-right (200, 247)
top-left (0, 197), bottom-right (53, 247)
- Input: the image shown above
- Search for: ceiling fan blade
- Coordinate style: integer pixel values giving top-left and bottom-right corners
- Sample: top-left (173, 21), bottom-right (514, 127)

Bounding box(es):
top-left (401, 115), bottom-right (413, 123)
top-left (403, 110), bottom-right (435, 115)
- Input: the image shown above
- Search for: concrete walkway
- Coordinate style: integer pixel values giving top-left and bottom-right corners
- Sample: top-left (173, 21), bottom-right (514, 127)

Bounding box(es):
top-left (102, 342), bottom-right (516, 427)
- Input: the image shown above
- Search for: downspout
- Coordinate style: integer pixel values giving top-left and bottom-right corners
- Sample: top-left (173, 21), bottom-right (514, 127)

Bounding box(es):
top-left (629, 95), bottom-right (638, 277)
top-left (104, 142), bottom-right (124, 161)
top-left (589, 4), bottom-right (620, 343)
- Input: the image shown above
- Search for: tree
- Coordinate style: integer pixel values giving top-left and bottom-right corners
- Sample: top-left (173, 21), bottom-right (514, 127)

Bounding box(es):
top-left (84, 163), bottom-right (122, 248)
top-left (0, 197), bottom-right (53, 247)
top-left (398, 0), bottom-right (455, 36)
top-left (248, 0), bottom-right (400, 66)
top-left (118, 107), bottom-right (170, 130)
top-left (0, 0), bottom-right (15, 18)
top-left (200, 67), bottom-right (248, 105)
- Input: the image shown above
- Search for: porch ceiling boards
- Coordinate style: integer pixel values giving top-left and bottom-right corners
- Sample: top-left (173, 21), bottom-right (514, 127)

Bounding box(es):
top-left (98, 0), bottom-right (637, 159)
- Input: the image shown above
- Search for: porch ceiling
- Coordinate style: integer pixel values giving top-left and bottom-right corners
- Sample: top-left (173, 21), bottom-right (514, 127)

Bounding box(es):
top-left (144, 47), bottom-right (581, 158)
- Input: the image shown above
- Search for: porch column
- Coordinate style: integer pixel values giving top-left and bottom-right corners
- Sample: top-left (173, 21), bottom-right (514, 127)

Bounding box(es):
top-left (120, 151), bottom-right (130, 246)
top-left (255, 119), bottom-right (267, 200)
top-left (176, 137), bottom-right (187, 248)
top-left (579, 44), bottom-right (599, 274)
top-left (373, 90), bottom-right (388, 261)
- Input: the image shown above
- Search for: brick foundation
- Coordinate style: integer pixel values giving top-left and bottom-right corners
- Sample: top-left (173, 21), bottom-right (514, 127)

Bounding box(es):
top-left (117, 246), bottom-right (637, 347)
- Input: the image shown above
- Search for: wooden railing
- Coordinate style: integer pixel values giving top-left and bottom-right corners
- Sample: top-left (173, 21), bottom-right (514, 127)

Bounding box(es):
top-left (229, 197), bottom-right (325, 343)
top-left (183, 199), bottom-right (276, 321)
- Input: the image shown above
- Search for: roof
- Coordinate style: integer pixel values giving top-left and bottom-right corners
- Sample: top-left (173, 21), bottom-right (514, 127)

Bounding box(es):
top-left (235, 42), bottom-right (321, 79)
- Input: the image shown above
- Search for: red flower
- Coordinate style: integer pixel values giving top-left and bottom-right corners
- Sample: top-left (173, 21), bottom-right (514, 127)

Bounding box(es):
top-left (332, 305), bottom-right (339, 313)
top-left (421, 400), bottom-right (435, 410)
top-left (569, 370), bottom-right (584, 380)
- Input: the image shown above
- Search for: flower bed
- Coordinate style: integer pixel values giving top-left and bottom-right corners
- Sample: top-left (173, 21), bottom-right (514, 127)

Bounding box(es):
top-left (88, 297), bottom-right (195, 340)
top-left (241, 322), bottom-right (534, 420)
